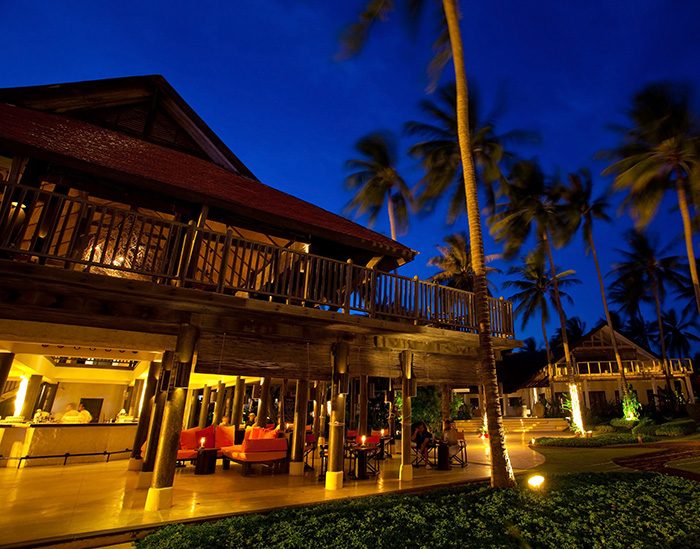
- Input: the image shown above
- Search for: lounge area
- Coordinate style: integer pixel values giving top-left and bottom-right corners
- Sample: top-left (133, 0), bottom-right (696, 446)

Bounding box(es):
top-left (0, 431), bottom-right (545, 548)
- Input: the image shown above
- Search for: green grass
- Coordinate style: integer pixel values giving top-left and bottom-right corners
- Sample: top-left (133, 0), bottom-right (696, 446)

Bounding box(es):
top-left (137, 473), bottom-right (700, 548)
top-left (533, 446), bottom-right (654, 474)
top-left (667, 457), bottom-right (700, 475)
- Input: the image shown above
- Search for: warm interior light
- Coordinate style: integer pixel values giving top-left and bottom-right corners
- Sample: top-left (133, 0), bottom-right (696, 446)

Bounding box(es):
top-left (380, 428), bottom-right (385, 436)
top-left (569, 383), bottom-right (585, 434)
top-left (527, 475), bottom-right (545, 489)
top-left (14, 376), bottom-right (28, 417)
top-left (361, 435), bottom-right (366, 446)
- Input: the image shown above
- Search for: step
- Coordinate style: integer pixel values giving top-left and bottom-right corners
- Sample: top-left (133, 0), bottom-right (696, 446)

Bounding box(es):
top-left (454, 417), bottom-right (569, 433)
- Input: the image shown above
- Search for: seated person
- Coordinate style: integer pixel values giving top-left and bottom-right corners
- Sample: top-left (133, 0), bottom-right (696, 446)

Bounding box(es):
top-left (244, 412), bottom-right (256, 427)
top-left (77, 403), bottom-right (93, 423)
top-left (411, 421), bottom-right (432, 465)
top-left (442, 419), bottom-right (461, 455)
top-left (220, 416), bottom-right (231, 426)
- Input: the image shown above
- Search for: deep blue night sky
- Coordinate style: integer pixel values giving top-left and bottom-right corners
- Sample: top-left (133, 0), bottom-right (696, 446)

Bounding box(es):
top-left (1, 1), bottom-right (698, 352)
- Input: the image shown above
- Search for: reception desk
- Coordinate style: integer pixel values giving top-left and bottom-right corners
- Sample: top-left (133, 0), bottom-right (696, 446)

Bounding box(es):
top-left (0, 423), bottom-right (137, 467)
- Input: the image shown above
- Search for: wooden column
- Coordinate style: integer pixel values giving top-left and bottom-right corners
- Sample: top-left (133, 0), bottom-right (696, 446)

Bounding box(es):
top-left (400, 351), bottom-right (413, 482)
top-left (326, 342), bottom-right (349, 490)
top-left (128, 379), bottom-right (145, 418)
top-left (312, 381), bottom-right (326, 440)
top-left (441, 384), bottom-right (452, 427)
top-left (0, 352), bottom-right (14, 394)
top-left (21, 375), bottom-right (43, 419)
top-left (348, 378), bottom-right (357, 429)
top-left (254, 377), bottom-right (271, 427)
top-left (278, 378), bottom-right (288, 429)
top-left (231, 376), bottom-right (245, 427)
top-left (289, 379), bottom-right (310, 475)
top-left (212, 381), bottom-right (226, 425)
top-left (140, 351), bottom-right (174, 481)
top-left (318, 382), bottom-right (329, 443)
top-left (129, 359), bottom-right (162, 468)
top-left (198, 385), bottom-right (211, 428)
top-left (145, 325), bottom-right (198, 511)
top-left (358, 374), bottom-right (368, 436)
top-left (223, 386), bottom-right (234, 422)
top-left (387, 381), bottom-right (396, 438)
top-left (185, 389), bottom-right (199, 429)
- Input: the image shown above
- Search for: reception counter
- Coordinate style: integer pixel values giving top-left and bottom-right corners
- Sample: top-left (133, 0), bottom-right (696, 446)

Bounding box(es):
top-left (0, 423), bottom-right (137, 467)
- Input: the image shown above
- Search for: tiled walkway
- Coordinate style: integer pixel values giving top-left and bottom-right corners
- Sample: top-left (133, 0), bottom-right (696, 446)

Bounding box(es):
top-left (0, 432), bottom-right (545, 547)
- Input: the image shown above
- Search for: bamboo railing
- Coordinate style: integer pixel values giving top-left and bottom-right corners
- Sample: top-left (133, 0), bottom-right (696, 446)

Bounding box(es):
top-left (0, 182), bottom-right (514, 337)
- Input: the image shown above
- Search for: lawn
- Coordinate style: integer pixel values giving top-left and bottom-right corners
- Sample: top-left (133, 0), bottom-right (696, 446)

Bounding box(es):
top-left (533, 446), bottom-right (654, 474)
top-left (138, 473), bottom-right (700, 549)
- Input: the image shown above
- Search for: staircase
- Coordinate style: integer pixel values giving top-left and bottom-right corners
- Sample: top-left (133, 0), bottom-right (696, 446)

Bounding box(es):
top-left (455, 417), bottom-right (569, 434)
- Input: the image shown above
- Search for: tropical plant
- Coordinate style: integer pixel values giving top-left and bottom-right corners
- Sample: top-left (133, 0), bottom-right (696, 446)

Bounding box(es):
top-left (654, 309), bottom-right (700, 357)
top-left (344, 131), bottom-right (413, 240)
top-left (504, 253), bottom-right (580, 375)
top-left (621, 385), bottom-right (642, 421)
top-left (339, 0), bottom-right (515, 487)
top-left (608, 229), bottom-right (688, 389)
top-left (604, 82), bottom-right (700, 314)
top-left (427, 232), bottom-right (500, 292)
top-left (560, 169), bottom-right (630, 396)
top-left (490, 160), bottom-right (584, 432)
top-left (406, 82), bottom-right (535, 221)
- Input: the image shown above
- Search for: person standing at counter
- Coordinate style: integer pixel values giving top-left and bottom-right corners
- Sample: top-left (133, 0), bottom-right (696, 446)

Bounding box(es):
top-left (78, 403), bottom-right (93, 423)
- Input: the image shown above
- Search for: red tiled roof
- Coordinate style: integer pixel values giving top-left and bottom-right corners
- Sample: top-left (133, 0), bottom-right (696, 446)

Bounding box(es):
top-left (0, 102), bottom-right (415, 260)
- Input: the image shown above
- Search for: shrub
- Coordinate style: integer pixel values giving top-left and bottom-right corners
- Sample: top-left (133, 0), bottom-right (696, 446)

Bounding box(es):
top-left (137, 473), bottom-right (700, 549)
top-left (631, 417), bottom-right (658, 436)
top-left (534, 433), bottom-right (658, 447)
top-left (655, 418), bottom-right (697, 437)
top-left (610, 418), bottom-right (637, 430)
top-left (594, 424), bottom-right (616, 433)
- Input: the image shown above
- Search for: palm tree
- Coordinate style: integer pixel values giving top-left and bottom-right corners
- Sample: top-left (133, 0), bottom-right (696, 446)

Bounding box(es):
top-left (405, 82), bottom-right (534, 221)
top-left (604, 83), bottom-right (700, 314)
top-left (490, 160), bottom-right (585, 431)
top-left (608, 229), bottom-right (688, 390)
top-left (560, 169), bottom-right (630, 396)
top-left (427, 232), bottom-right (500, 292)
top-left (656, 309), bottom-right (700, 358)
top-left (344, 131), bottom-right (413, 240)
top-left (504, 254), bottom-right (580, 389)
top-left (339, 0), bottom-right (515, 487)
top-left (621, 314), bottom-right (655, 351)
top-left (550, 317), bottom-right (587, 355)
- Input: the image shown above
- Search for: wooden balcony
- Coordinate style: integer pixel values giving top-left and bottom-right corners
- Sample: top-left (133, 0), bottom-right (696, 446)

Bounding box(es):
top-left (553, 358), bottom-right (693, 379)
top-left (0, 181), bottom-right (514, 338)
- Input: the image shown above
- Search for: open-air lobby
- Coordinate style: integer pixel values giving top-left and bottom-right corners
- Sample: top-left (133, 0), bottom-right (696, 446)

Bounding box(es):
top-left (0, 75), bottom-right (532, 547)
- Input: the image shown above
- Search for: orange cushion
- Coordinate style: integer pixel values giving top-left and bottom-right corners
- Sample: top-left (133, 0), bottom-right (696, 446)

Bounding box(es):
top-left (180, 428), bottom-right (199, 450)
top-left (177, 449), bottom-right (198, 460)
top-left (195, 425), bottom-right (216, 448)
top-left (223, 450), bottom-right (287, 462)
top-left (262, 428), bottom-right (279, 439)
top-left (216, 425), bottom-right (235, 447)
top-left (242, 438), bottom-right (287, 453)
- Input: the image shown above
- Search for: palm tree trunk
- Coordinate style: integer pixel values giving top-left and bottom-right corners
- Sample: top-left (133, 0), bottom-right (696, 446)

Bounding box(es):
top-left (541, 315), bottom-right (555, 401)
top-left (386, 195), bottom-right (397, 241)
top-left (542, 228), bottom-right (585, 432)
top-left (443, 0), bottom-right (514, 488)
top-left (651, 276), bottom-right (673, 392)
top-left (587, 228), bottom-right (628, 397)
top-left (676, 178), bottom-right (700, 315)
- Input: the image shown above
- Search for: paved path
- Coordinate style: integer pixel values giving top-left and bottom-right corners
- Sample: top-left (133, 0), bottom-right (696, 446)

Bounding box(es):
top-left (613, 442), bottom-right (700, 481)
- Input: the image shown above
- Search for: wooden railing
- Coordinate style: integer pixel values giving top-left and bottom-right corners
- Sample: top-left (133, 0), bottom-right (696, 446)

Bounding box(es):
top-left (554, 358), bottom-right (693, 378)
top-left (0, 182), bottom-right (514, 337)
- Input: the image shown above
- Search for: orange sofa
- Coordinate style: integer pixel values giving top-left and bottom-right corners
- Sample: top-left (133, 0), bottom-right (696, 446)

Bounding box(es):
top-left (222, 426), bottom-right (288, 475)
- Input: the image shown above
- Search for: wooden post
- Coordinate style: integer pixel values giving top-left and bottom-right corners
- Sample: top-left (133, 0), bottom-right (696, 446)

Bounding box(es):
top-left (223, 386), bottom-right (233, 422)
top-left (326, 342), bottom-right (349, 490)
top-left (399, 351), bottom-right (413, 482)
top-left (441, 384), bottom-right (452, 427)
top-left (231, 376), bottom-right (245, 428)
top-left (358, 374), bottom-right (368, 436)
top-left (278, 378), bottom-right (288, 429)
top-left (212, 381), bottom-right (226, 425)
top-left (129, 359), bottom-right (162, 469)
top-left (318, 381), bottom-right (328, 443)
top-left (198, 385), bottom-right (211, 428)
top-left (254, 377), bottom-right (271, 427)
top-left (349, 377), bottom-right (357, 429)
top-left (312, 381), bottom-right (325, 440)
top-left (289, 379), bottom-right (310, 475)
top-left (145, 325), bottom-right (198, 511)
top-left (387, 381), bottom-right (396, 440)
top-left (139, 351), bottom-right (173, 483)
top-left (0, 352), bottom-right (14, 394)
top-left (128, 379), bottom-right (145, 418)
top-left (185, 389), bottom-right (199, 429)
top-left (21, 375), bottom-right (43, 419)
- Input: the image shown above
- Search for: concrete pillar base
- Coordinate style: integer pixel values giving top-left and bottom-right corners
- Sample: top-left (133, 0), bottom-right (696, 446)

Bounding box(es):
top-left (399, 464), bottom-right (413, 482)
top-left (145, 486), bottom-right (173, 511)
top-left (136, 471), bottom-right (153, 489)
top-left (289, 461), bottom-right (305, 476)
top-left (325, 470), bottom-right (343, 490)
top-left (127, 457), bottom-right (143, 471)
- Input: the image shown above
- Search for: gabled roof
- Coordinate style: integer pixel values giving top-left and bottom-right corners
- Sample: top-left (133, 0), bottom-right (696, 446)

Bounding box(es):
top-left (553, 325), bottom-right (658, 364)
top-left (0, 101), bottom-right (416, 261)
top-left (0, 75), bottom-right (255, 177)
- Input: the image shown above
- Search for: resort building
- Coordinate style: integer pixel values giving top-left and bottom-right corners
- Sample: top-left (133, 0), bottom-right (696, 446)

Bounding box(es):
top-left (0, 76), bottom-right (516, 511)
top-left (502, 325), bottom-right (695, 417)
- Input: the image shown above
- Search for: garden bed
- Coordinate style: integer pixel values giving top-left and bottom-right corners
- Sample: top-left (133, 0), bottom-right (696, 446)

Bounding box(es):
top-left (137, 473), bottom-right (700, 548)
top-left (534, 433), bottom-right (659, 447)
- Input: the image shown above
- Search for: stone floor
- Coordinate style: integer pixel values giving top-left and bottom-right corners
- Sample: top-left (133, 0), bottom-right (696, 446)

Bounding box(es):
top-left (0, 432), bottom-right (546, 547)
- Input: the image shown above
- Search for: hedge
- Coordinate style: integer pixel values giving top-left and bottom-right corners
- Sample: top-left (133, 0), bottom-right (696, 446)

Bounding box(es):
top-left (594, 424), bottom-right (616, 433)
top-left (655, 419), bottom-right (697, 437)
top-left (631, 418), bottom-right (659, 436)
top-left (137, 473), bottom-right (700, 549)
top-left (610, 418), bottom-right (637, 431)
top-left (534, 433), bottom-right (658, 447)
